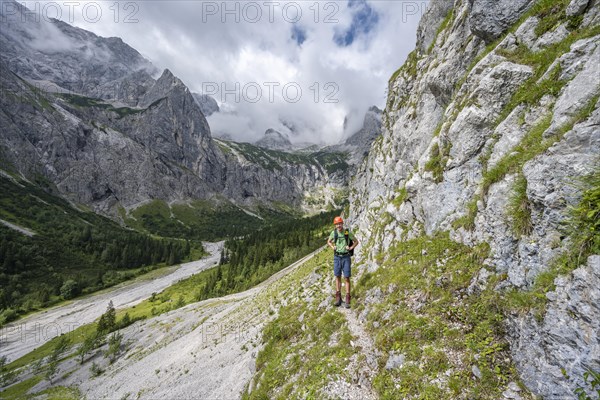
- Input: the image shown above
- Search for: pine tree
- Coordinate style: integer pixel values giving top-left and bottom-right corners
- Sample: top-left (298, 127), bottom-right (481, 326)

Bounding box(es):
top-left (81, 226), bottom-right (92, 243)
top-left (78, 332), bottom-right (100, 364)
top-left (97, 300), bottom-right (116, 334)
top-left (2, 251), bottom-right (14, 273)
top-left (45, 335), bottom-right (71, 383)
top-left (104, 332), bottom-right (123, 364)
top-left (168, 249), bottom-right (176, 265)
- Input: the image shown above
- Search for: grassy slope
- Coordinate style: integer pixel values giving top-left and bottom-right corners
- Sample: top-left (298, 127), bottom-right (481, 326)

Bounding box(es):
top-left (246, 236), bottom-right (531, 399)
top-left (355, 235), bottom-right (517, 399)
top-left (220, 140), bottom-right (350, 175)
top-left (122, 198), bottom-right (278, 241)
top-left (243, 250), bottom-right (355, 400)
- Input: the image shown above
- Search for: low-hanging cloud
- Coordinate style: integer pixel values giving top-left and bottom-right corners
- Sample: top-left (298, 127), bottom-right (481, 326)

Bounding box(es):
top-left (25, 0), bottom-right (428, 144)
top-left (2, 1), bottom-right (75, 53)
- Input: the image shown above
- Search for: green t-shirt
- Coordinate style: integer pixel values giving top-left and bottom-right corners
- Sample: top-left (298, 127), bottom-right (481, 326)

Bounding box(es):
top-left (329, 229), bottom-right (356, 253)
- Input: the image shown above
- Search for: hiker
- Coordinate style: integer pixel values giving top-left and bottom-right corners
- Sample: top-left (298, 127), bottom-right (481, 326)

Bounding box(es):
top-left (327, 216), bottom-right (359, 308)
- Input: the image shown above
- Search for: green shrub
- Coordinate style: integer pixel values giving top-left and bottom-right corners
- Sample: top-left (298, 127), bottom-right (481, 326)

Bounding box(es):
top-left (575, 369), bottom-right (600, 400)
top-left (77, 332), bottom-right (102, 364)
top-left (453, 197), bottom-right (480, 231)
top-left (97, 301), bottom-right (116, 335)
top-left (90, 362), bottom-right (104, 377)
top-left (45, 335), bottom-right (71, 383)
top-left (0, 308), bottom-right (18, 325)
top-left (60, 280), bottom-right (80, 300)
top-left (0, 355), bottom-right (18, 386)
top-left (564, 165), bottom-right (600, 267)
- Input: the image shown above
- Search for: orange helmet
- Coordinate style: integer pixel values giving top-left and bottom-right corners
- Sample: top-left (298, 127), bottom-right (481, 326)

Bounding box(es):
top-left (333, 216), bottom-right (343, 224)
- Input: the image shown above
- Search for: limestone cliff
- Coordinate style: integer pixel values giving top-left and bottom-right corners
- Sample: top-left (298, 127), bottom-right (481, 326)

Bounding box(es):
top-left (349, 0), bottom-right (599, 397)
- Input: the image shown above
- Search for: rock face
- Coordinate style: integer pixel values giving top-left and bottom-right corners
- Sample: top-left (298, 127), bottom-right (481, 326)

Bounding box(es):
top-left (212, 139), bottom-right (348, 210)
top-left (255, 129), bottom-right (293, 151)
top-left (350, 0), bottom-right (600, 397)
top-left (0, 60), bottom-right (222, 213)
top-left (567, 0), bottom-right (591, 17)
top-left (323, 106), bottom-right (383, 169)
top-left (507, 255), bottom-right (600, 397)
top-left (469, 0), bottom-right (535, 42)
top-left (416, 0), bottom-right (454, 53)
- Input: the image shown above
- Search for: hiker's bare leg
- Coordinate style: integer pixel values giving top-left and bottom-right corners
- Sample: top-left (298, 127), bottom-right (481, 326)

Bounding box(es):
top-left (345, 277), bottom-right (351, 296)
top-left (336, 276), bottom-right (342, 292)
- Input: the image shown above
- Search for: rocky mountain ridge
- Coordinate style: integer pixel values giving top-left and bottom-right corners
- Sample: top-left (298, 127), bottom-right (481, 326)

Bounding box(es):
top-left (349, 0), bottom-right (599, 397)
top-left (0, 0), bottom-right (359, 219)
top-left (339, 105), bottom-right (383, 166)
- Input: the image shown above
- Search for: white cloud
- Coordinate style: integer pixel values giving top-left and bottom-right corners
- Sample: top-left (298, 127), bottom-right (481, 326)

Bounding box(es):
top-left (32, 0), bottom-right (428, 144)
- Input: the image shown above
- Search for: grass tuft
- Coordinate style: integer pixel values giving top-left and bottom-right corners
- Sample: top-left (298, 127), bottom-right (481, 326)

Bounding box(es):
top-left (425, 141), bottom-right (451, 183)
top-left (507, 174), bottom-right (533, 237)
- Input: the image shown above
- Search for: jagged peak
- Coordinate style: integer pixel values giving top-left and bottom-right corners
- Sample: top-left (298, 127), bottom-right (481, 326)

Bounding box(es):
top-left (368, 105), bottom-right (383, 114)
top-left (255, 129), bottom-right (292, 151)
top-left (157, 68), bottom-right (180, 84)
top-left (344, 106), bottom-right (382, 149)
top-left (137, 68), bottom-right (188, 107)
top-left (264, 128), bottom-right (290, 140)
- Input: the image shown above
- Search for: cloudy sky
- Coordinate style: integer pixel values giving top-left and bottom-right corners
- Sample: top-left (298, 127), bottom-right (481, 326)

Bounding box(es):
top-left (25, 0), bottom-right (428, 144)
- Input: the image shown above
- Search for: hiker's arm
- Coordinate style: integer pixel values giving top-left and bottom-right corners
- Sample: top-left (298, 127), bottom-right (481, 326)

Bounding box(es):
top-left (327, 238), bottom-right (335, 250)
top-left (349, 237), bottom-right (359, 250)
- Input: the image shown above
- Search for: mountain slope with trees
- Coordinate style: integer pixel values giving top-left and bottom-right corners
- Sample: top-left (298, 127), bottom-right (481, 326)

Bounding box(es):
top-left (0, 175), bottom-right (195, 325)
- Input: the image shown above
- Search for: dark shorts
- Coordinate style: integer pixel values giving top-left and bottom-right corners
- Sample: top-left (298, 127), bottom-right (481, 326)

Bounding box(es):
top-left (334, 254), bottom-right (351, 278)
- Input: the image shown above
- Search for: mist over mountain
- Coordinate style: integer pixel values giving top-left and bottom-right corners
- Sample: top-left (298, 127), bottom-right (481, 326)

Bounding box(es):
top-left (192, 93), bottom-right (220, 117)
top-left (0, 1), bottom-right (157, 98)
top-left (26, 0), bottom-right (422, 145)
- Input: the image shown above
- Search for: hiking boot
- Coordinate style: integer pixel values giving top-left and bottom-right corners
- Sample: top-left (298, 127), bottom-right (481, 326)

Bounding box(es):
top-left (345, 293), bottom-right (351, 308)
top-left (334, 291), bottom-right (342, 307)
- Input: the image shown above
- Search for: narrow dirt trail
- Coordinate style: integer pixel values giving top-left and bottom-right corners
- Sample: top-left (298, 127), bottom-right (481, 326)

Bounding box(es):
top-left (327, 273), bottom-right (379, 399)
top-left (339, 305), bottom-right (379, 399)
